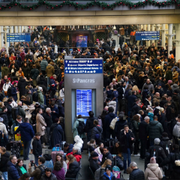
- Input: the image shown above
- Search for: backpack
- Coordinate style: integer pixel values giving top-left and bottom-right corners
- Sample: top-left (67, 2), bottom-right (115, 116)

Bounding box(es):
top-left (112, 166), bottom-right (121, 179)
top-left (33, 91), bottom-right (38, 102)
top-left (110, 117), bottom-right (118, 130)
top-left (39, 166), bottom-right (46, 178)
top-left (77, 120), bottom-right (85, 135)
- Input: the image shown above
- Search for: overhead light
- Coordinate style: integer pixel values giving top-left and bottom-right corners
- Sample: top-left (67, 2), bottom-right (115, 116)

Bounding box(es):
top-left (113, 25), bottom-right (116, 30)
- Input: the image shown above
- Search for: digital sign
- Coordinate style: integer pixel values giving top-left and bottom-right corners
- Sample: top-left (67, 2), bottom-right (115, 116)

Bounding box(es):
top-left (64, 59), bottom-right (103, 74)
top-left (76, 89), bottom-right (92, 117)
top-left (7, 33), bottom-right (31, 42)
top-left (135, 31), bottom-right (159, 41)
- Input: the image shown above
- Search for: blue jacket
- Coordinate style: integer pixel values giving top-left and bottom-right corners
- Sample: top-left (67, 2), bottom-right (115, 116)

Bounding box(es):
top-left (7, 161), bottom-right (20, 180)
top-left (14, 122), bottom-right (35, 142)
top-left (101, 172), bottom-right (115, 180)
top-left (103, 113), bottom-right (116, 131)
top-left (11, 86), bottom-right (17, 100)
top-left (67, 144), bottom-right (74, 154)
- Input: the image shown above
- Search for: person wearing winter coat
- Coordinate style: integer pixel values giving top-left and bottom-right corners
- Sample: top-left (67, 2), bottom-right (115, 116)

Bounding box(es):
top-left (38, 87), bottom-right (44, 105)
top-left (66, 154), bottom-right (80, 178)
top-left (36, 108), bottom-right (47, 137)
top-left (119, 125), bottom-right (135, 172)
top-left (40, 168), bottom-right (57, 180)
top-left (141, 79), bottom-right (155, 95)
top-left (3, 79), bottom-right (11, 96)
top-left (64, 143), bottom-right (74, 154)
top-left (18, 77), bottom-right (27, 98)
top-left (89, 152), bottom-right (101, 173)
top-left (52, 161), bottom-right (65, 180)
top-left (46, 63), bottom-right (55, 78)
top-left (50, 118), bottom-right (64, 148)
top-left (129, 162), bottom-right (145, 180)
top-left (148, 115), bottom-right (163, 145)
top-left (40, 57), bottom-right (48, 74)
top-left (32, 133), bottom-right (42, 165)
top-left (91, 120), bottom-right (103, 144)
top-left (100, 165), bottom-right (115, 180)
top-left (144, 157), bottom-right (163, 180)
top-left (95, 159), bottom-right (112, 180)
top-left (173, 116), bottom-right (180, 142)
top-left (0, 117), bottom-right (8, 135)
top-left (103, 107), bottom-right (116, 139)
top-left (101, 147), bottom-right (113, 165)
top-left (85, 111), bottom-right (96, 141)
top-left (0, 147), bottom-right (10, 180)
top-left (72, 115), bottom-right (86, 139)
top-left (30, 65), bottom-right (39, 86)
top-left (7, 155), bottom-right (20, 180)
top-left (11, 82), bottom-right (18, 102)
top-left (14, 118), bottom-right (35, 160)
top-left (50, 102), bottom-right (59, 123)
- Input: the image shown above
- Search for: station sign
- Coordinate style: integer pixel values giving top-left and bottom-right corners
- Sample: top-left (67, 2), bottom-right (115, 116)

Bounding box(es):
top-left (135, 31), bottom-right (160, 41)
top-left (7, 33), bottom-right (31, 42)
top-left (64, 59), bottom-right (103, 74)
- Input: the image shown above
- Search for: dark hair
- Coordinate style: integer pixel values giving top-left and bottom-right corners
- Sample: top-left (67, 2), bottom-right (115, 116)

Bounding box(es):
top-left (45, 168), bottom-right (52, 172)
top-left (36, 108), bottom-right (42, 113)
top-left (77, 115), bottom-right (82, 118)
top-left (55, 153), bottom-right (64, 164)
top-left (124, 125), bottom-right (129, 128)
top-left (39, 157), bottom-right (45, 164)
top-left (64, 143), bottom-right (70, 148)
top-left (89, 111), bottom-right (94, 117)
top-left (108, 107), bottom-right (114, 113)
top-left (17, 159), bottom-right (23, 166)
top-left (8, 98), bottom-right (13, 103)
top-left (54, 161), bottom-right (63, 171)
top-left (90, 139), bottom-right (96, 144)
top-left (20, 173), bottom-right (30, 179)
top-left (24, 118), bottom-right (29, 123)
top-left (10, 155), bottom-right (16, 161)
top-left (35, 132), bottom-right (41, 136)
top-left (93, 120), bottom-right (99, 126)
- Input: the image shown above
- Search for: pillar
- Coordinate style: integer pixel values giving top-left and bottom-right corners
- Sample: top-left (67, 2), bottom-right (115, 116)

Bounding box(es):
top-left (15, 26), bottom-right (18, 33)
top-left (175, 24), bottom-right (180, 62)
top-left (168, 24), bottom-right (173, 56)
top-left (18, 26), bottom-right (22, 33)
top-left (161, 24), bottom-right (166, 49)
top-left (9, 26), bottom-right (13, 33)
top-left (151, 24), bottom-right (155, 44)
top-left (0, 26), bottom-right (3, 50)
top-left (146, 24), bottom-right (151, 47)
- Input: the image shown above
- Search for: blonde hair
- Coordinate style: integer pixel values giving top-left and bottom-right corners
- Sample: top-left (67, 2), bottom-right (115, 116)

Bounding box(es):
top-left (67, 154), bottom-right (76, 165)
top-left (132, 85), bottom-right (139, 94)
top-left (102, 159), bottom-right (112, 168)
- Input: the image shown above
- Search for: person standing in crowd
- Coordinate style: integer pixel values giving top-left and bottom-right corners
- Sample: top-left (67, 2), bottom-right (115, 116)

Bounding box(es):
top-left (129, 162), bottom-right (145, 180)
top-left (89, 151), bottom-right (101, 173)
top-left (120, 125), bottom-right (135, 173)
top-left (14, 118), bottom-right (34, 160)
top-left (41, 168), bottom-right (57, 180)
top-left (100, 165), bottom-right (116, 180)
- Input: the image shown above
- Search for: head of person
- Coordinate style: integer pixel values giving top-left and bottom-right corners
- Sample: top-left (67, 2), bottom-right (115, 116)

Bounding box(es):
top-left (154, 115), bottom-right (158, 121)
top-left (146, 79), bottom-right (150, 84)
top-left (150, 157), bottom-right (156, 164)
top-left (55, 153), bottom-right (64, 163)
top-left (37, 108), bottom-right (43, 114)
top-left (64, 143), bottom-right (70, 151)
top-left (105, 165), bottom-right (112, 176)
top-left (10, 155), bottom-right (17, 165)
top-left (45, 168), bottom-right (52, 177)
top-left (38, 157), bottom-right (45, 166)
top-left (0, 147), bottom-right (6, 154)
top-left (93, 120), bottom-right (99, 126)
top-left (54, 161), bottom-right (63, 171)
top-left (154, 138), bottom-right (160, 145)
top-left (24, 118), bottom-right (29, 123)
top-left (35, 132), bottom-right (41, 140)
top-left (89, 111), bottom-right (94, 117)
top-left (16, 115), bottom-right (22, 123)
top-left (124, 125), bottom-right (129, 132)
top-left (130, 162), bottom-right (138, 170)
top-left (103, 147), bottom-right (109, 155)
top-left (144, 116), bottom-right (150, 124)
top-left (17, 159), bottom-right (24, 167)
top-left (13, 82), bottom-right (17, 87)
top-left (108, 107), bottom-right (114, 113)
top-left (91, 151), bottom-right (99, 160)
top-left (102, 159), bottom-right (112, 168)
top-left (46, 107), bottom-right (51, 114)
top-left (177, 115), bottom-right (180, 122)
top-left (72, 147), bottom-right (79, 154)
top-left (67, 154), bottom-right (76, 164)
top-left (8, 98), bottom-right (13, 104)
top-left (20, 173), bottom-right (30, 180)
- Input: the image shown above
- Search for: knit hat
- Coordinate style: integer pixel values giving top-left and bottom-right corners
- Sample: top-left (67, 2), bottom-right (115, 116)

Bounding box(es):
top-left (150, 157), bottom-right (156, 163)
top-left (105, 165), bottom-right (112, 171)
top-left (91, 152), bottom-right (98, 158)
top-left (154, 138), bottom-right (160, 145)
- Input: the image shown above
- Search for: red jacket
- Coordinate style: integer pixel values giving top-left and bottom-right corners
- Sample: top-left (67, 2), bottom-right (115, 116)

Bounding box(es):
top-left (67, 152), bottom-right (82, 162)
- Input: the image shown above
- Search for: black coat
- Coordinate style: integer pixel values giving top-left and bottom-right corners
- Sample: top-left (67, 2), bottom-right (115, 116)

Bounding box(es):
top-left (0, 112), bottom-right (9, 127)
top-left (85, 117), bottom-right (96, 133)
top-left (139, 121), bottom-right (149, 141)
top-left (32, 138), bottom-right (42, 156)
top-left (0, 152), bottom-right (10, 172)
top-left (16, 164), bottom-right (27, 177)
top-left (50, 124), bottom-right (64, 147)
top-left (66, 161), bottom-right (80, 178)
top-left (101, 152), bottom-right (113, 165)
top-left (115, 119), bottom-right (127, 140)
top-left (18, 78), bottom-right (27, 96)
top-left (43, 112), bottom-right (53, 127)
top-left (119, 129), bottom-right (135, 153)
top-left (129, 169), bottom-right (145, 180)
top-left (91, 126), bottom-right (103, 140)
top-left (89, 158), bottom-right (100, 172)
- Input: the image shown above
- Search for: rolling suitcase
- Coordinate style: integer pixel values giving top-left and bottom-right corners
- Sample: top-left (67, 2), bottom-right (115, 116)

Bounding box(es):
top-left (51, 144), bottom-right (64, 163)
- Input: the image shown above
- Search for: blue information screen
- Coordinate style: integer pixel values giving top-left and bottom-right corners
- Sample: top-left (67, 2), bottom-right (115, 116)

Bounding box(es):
top-left (135, 31), bottom-right (160, 41)
top-left (64, 59), bottom-right (103, 74)
top-left (76, 89), bottom-right (92, 117)
top-left (7, 33), bottom-right (31, 42)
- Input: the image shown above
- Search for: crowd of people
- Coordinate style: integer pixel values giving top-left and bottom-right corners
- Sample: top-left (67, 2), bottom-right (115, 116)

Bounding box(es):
top-left (0, 25), bottom-right (179, 180)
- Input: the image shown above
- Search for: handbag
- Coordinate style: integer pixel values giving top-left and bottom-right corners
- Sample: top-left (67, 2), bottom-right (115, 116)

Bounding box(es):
top-left (42, 126), bottom-right (46, 131)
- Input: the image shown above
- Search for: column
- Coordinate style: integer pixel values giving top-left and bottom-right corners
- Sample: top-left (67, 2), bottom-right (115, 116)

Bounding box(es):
top-left (161, 24), bottom-right (166, 49)
top-left (18, 26), bottom-right (22, 33)
top-left (15, 26), bottom-right (18, 33)
top-left (175, 24), bottom-right (180, 62)
top-left (167, 24), bottom-right (173, 56)
top-left (0, 26), bottom-right (3, 50)
top-left (9, 26), bottom-right (13, 33)
top-left (151, 24), bottom-right (155, 44)
top-left (154, 24), bottom-right (161, 47)
top-left (146, 24), bottom-right (151, 47)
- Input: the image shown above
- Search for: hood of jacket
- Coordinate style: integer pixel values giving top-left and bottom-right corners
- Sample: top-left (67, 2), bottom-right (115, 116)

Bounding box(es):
top-left (20, 122), bottom-right (31, 130)
top-left (108, 113), bottom-right (116, 118)
top-left (147, 163), bottom-right (159, 171)
top-left (150, 121), bottom-right (158, 126)
top-left (103, 172), bottom-right (114, 179)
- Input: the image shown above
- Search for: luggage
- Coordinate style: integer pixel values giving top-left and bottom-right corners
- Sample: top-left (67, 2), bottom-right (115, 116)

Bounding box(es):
top-left (14, 126), bottom-right (21, 141)
top-left (51, 144), bottom-right (64, 163)
top-left (112, 166), bottom-right (121, 179)
top-left (10, 141), bottom-right (22, 158)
